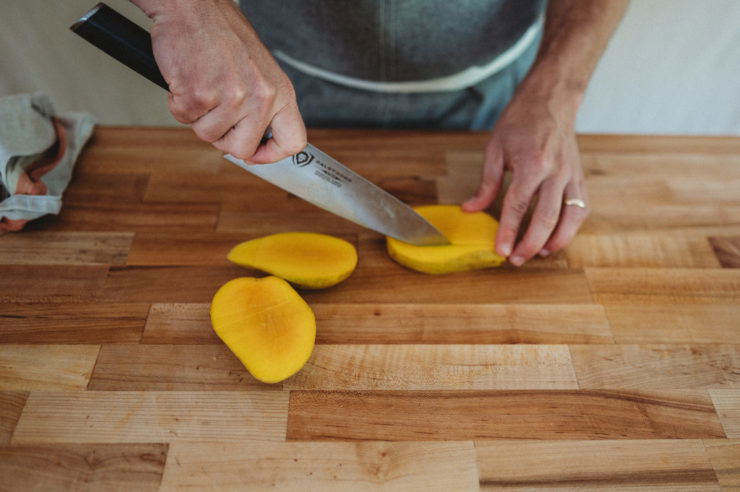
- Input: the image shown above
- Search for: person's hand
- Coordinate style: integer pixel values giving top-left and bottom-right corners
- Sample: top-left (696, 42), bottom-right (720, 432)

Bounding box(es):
top-left (462, 92), bottom-right (588, 266)
top-left (138, 0), bottom-right (306, 163)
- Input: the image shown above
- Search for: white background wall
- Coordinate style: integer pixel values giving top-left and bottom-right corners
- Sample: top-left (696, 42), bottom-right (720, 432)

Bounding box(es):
top-left (2, 0), bottom-right (739, 135)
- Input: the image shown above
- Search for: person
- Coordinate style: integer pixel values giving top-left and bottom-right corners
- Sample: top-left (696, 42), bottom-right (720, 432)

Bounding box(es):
top-left (130, 0), bottom-right (629, 266)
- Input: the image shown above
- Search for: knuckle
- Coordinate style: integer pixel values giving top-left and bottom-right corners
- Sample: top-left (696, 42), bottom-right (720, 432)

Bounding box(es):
top-left (540, 210), bottom-right (560, 229)
top-left (189, 87), bottom-right (218, 109)
top-left (252, 80), bottom-right (277, 107)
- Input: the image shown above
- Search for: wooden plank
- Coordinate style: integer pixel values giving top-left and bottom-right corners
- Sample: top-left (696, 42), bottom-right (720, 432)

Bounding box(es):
top-left (566, 234), bottom-right (721, 268)
top-left (475, 440), bottom-right (718, 490)
top-left (704, 439), bottom-right (740, 490)
top-left (0, 265), bottom-right (108, 302)
top-left (0, 345), bottom-right (100, 391)
top-left (63, 173), bottom-right (149, 203)
top-left (0, 443), bottom-right (167, 492)
top-left (302, 268), bottom-right (594, 304)
top-left (0, 303), bottom-right (148, 344)
top-left (709, 237), bottom-right (740, 268)
top-left (287, 390), bottom-right (724, 441)
top-left (126, 231), bottom-right (356, 266)
top-left (142, 303), bottom-right (218, 344)
top-left (0, 232), bottom-right (133, 265)
top-left (161, 441), bottom-right (478, 491)
top-left (88, 344), bottom-right (271, 390)
top-left (585, 268), bottom-right (740, 304)
top-left (577, 134), bottom-right (740, 154)
top-left (709, 389), bottom-right (740, 438)
top-left (0, 392), bottom-right (27, 444)
top-left (12, 391), bottom-right (289, 443)
top-left (285, 345), bottom-right (578, 390)
top-left (570, 345), bottom-right (740, 390)
top-left (101, 265), bottom-right (245, 303)
top-left (313, 304), bottom-right (613, 344)
top-left (605, 304), bottom-right (740, 344)
top-left (217, 211), bottom-right (366, 234)
top-left (23, 201), bottom-right (220, 232)
top-left (77, 126), bottom-right (223, 175)
top-left (142, 303), bottom-right (613, 345)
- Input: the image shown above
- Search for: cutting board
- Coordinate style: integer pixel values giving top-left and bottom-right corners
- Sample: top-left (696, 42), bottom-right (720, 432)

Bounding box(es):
top-left (1, 128), bottom-right (739, 490)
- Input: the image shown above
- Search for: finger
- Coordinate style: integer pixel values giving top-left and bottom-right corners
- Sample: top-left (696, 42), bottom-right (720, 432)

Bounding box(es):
top-left (462, 143), bottom-right (504, 212)
top-left (213, 111), bottom-right (269, 161)
top-left (508, 176), bottom-right (565, 266)
top-left (542, 180), bottom-right (589, 254)
top-left (249, 103), bottom-right (307, 164)
top-left (168, 89), bottom-right (218, 125)
top-left (495, 172), bottom-right (541, 258)
top-left (190, 91), bottom-right (249, 143)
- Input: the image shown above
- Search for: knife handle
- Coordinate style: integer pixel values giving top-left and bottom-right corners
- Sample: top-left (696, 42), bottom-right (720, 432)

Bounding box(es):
top-left (70, 3), bottom-right (168, 90)
top-left (71, 2), bottom-right (272, 143)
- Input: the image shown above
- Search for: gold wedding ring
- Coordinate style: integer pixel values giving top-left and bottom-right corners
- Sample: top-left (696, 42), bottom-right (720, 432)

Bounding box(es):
top-left (564, 198), bottom-right (586, 208)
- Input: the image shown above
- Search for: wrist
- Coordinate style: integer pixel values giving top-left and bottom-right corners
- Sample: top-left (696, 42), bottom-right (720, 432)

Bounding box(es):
top-left (130, 0), bottom-right (233, 19)
top-left (514, 59), bottom-right (586, 120)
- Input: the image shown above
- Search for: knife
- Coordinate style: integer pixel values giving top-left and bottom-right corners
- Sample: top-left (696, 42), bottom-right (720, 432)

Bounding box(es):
top-left (70, 3), bottom-right (450, 246)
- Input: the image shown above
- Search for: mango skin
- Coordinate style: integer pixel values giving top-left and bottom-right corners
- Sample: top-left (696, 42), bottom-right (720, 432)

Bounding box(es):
top-left (227, 232), bottom-right (357, 289)
top-left (210, 276), bottom-right (316, 384)
top-left (387, 205), bottom-right (505, 274)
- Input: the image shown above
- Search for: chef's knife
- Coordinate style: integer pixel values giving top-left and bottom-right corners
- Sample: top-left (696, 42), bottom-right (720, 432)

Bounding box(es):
top-left (70, 3), bottom-right (449, 246)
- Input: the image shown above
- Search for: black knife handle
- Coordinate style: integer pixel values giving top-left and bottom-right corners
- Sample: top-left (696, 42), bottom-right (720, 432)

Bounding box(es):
top-left (71, 3), bottom-right (168, 90)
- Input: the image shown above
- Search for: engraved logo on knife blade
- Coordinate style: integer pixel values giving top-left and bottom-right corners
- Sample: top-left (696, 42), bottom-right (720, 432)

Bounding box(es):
top-left (292, 151), bottom-right (315, 167)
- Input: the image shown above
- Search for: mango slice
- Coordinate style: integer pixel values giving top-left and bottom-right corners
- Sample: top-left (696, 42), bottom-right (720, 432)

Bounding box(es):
top-left (227, 232), bottom-right (357, 289)
top-left (210, 276), bottom-right (316, 383)
top-left (386, 205), bottom-right (505, 274)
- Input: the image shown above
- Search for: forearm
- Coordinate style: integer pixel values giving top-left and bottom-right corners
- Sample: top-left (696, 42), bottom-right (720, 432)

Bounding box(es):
top-left (516, 0), bottom-right (630, 116)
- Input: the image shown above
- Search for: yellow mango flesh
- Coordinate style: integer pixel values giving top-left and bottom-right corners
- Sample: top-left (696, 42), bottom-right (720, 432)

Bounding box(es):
top-left (387, 205), bottom-right (505, 274)
top-left (227, 232), bottom-right (357, 289)
top-left (210, 276), bottom-right (316, 383)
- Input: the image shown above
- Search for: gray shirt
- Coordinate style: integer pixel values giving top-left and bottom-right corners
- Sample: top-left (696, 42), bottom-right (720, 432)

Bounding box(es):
top-left (240, 0), bottom-right (546, 82)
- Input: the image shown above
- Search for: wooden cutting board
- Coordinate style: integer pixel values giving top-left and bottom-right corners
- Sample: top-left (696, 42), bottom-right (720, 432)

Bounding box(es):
top-left (1, 127), bottom-right (739, 490)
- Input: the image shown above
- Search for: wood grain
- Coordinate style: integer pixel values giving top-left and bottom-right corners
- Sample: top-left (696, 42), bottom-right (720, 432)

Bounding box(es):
top-left (710, 390), bottom-right (740, 438)
top-left (0, 303), bottom-right (148, 344)
top-left (0, 392), bottom-right (27, 444)
top-left (77, 127), bottom-right (223, 175)
top-left (566, 234), bottom-right (721, 268)
top-left (585, 268), bottom-right (740, 304)
top-left (161, 441), bottom-right (478, 491)
top-left (217, 211), bottom-right (366, 234)
top-left (287, 390), bottom-right (725, 441)
top-left (13, 391), bottom-right (289, 443)
top-left (141, 303), bottom-right (218, 344)
top-left (301, 268), bottom-right (594, 304)
top-left (709, 236), bottom-right (740, 268)
top-left (570, 344), bottom-right (740, 390)
top-left (313, 304), bottom-right (613, 344)
top-left (101, 265), bottom-right (245, 303)
top-left (704, 439), bottom-right (740, 489)
top-left (475, 440), bottom-right (718, 490)
top-left (0, 232), bottom-right (133, 265)
top-left (285, 345), bottom-right (578, 390)
top-left (0, 265), bottom-right (108, 302)
top-left (62, 173), bottom-right (149, 203)
top-left (24, 201), bottom-right (220, 232)
top-left (88, 344), bottom-right (270, 390)
top-left (0, 443), bottom-right (167, 492)
top-left (605, 304), bottom-right (740, 344)
top-left (0, 345), bottom-right (100, 390)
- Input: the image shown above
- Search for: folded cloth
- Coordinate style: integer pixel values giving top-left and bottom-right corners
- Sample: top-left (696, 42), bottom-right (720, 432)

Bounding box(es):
top-left (0, 92), bottom-right (95, 233)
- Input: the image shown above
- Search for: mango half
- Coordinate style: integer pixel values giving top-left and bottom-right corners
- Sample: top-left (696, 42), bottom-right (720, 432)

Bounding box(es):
top-left (227, 232), bottom-right (357, 289)
top-left (386, 205), bottom-right (505, 274)
top-left (210, 276), bottom-right (316, 383)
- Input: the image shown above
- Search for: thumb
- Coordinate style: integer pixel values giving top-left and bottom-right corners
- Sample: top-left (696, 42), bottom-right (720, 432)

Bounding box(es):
top-left (462, 144), bottom-right (504, 212)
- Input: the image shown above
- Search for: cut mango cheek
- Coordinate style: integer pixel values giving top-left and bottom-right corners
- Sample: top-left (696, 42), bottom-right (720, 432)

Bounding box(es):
top-left (386, 205), bottom-right (505, 274)
top-left (210, 276), bottom-right (316, 384)
top-left (227, 232), bottom-right (358, 289)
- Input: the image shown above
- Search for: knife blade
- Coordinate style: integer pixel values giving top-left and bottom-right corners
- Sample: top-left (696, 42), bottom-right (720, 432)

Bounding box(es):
top-left (70, 2), bottom-right (450, 246)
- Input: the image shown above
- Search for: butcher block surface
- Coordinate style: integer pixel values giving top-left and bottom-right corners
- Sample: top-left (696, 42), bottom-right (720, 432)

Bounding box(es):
top-left (1, 127), bottom-right (739, 490)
